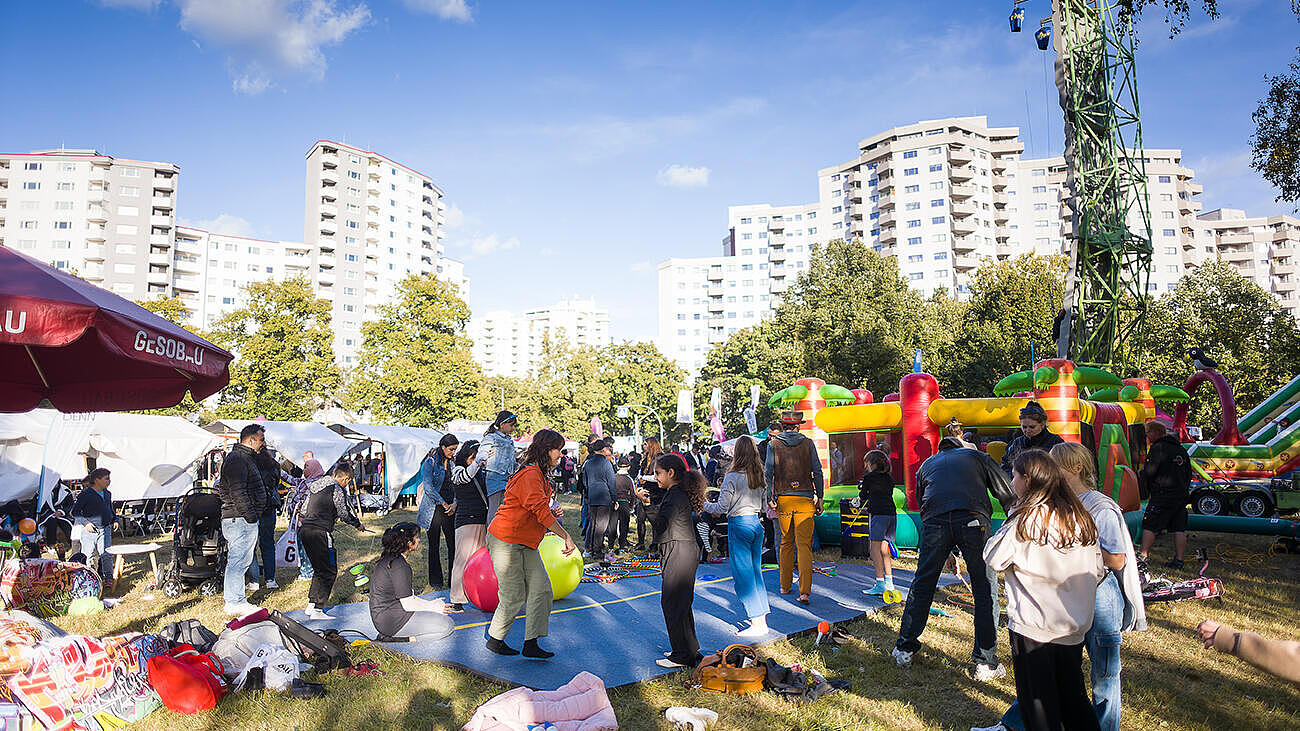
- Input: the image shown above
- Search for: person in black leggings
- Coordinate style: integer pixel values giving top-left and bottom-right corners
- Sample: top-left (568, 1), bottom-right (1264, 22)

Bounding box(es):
top-left (644, 452), bottom-right (706, 669)
top-left (297, 462), bottom-right (369, 620)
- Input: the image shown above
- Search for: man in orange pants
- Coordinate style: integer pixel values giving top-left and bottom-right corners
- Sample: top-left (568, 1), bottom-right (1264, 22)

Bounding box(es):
top-left (764, 411), bottom-right (823, 604)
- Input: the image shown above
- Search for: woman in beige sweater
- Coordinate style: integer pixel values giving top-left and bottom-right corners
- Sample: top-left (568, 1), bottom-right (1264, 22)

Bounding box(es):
top-left (984, 450), bottom-right (1106, 731)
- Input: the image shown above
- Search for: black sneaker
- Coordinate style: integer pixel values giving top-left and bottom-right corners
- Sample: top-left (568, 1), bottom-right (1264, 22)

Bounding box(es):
top-left (522, 639), bottom-right (554, 659)
top-left (1164, 558), bottom-right (1185, 570)
top-left (486, 637), bottom-right (520, 656)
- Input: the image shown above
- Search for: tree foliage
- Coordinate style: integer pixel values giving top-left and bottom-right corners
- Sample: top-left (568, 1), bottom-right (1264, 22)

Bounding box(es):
top-left (694, 321), bottom-right (804, 437)
top-left (208, 277), bottom-right (340, 421)
top-left (1251, 47), bottom-right (1300, 208)
top-left (346, 275), bottom-right (481, 427)
top-left (1139, 261), bottom-right (1300, 430)
top-left (134, 295), bottom-right (211, 419)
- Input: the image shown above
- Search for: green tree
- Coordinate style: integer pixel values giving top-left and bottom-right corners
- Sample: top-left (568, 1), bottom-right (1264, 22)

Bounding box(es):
top-left (773, 239), bottom-right (927, 391)
top-left (932, 255), bottom-right (1067, 397)
top-left (1140, 261), bottom-right (1300, 431)
top-left (695, 321), bottom-right (804, 436)
top-left (597, 342), bottom-right (687, 439)
top-left (346, 275), bottom-right (482, 427)
top-left (1251, 47), bottom-right (1300, 208)
top-left (478, 375), bottom-right (547, 431)
top-left (533, 337), bottom-right (610, 440)
top-left (208, 277), bottom-right (340, 421)
top-left (134, 295), bottom-right (213, 420)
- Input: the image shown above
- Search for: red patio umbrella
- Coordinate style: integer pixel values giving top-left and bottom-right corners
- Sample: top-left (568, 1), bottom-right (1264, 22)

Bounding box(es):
top-left (0, 247), bottom-right (233, 412)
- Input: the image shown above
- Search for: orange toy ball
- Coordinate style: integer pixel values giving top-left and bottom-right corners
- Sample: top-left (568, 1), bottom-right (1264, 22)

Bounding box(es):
top-left (817, 621), bottom-right (830, 634)
top-left (17, 518), bottom-right (36, 536)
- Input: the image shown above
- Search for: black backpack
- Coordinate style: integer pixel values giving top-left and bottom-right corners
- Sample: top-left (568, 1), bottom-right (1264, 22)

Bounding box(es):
top-left (266, 609), bottom-right (350, 672)
top-left (159, 619), bottom-right (219, 653)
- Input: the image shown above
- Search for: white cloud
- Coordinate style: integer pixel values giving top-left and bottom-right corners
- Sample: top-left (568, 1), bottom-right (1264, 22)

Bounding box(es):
top-left (656, 164), bottom-right (710, 189)
top-left (184, 213), bottom-right (255, 237)
top-left (402, 0), bottom-right (472, 22)
top-left (232, 70), bottom-right (273, 95)
top-left (455, 233), bottom-right (520, 259)
top-left (441, 203), bottom-right (466, 229)
top-left (536, 97), bottom-right (766, 161)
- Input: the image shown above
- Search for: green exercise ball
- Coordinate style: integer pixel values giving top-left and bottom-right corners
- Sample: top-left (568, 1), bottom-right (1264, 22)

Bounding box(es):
top-left (538, 534), bottom-right (584, 600)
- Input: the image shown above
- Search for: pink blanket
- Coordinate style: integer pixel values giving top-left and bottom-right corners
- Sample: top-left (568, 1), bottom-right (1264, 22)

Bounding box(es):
top-left (462, 671), bottom-right (617, 731)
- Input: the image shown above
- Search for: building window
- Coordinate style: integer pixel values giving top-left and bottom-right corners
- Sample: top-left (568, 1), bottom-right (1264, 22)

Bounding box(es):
top-left (907, 254), bottom-right (923, 263)
top-left (22, 182), bottom-right (39, 190)
top-left (740, 217), bottom-right (751, 224)
top-left (909, 272), bottom-right (924, 280)
top-left (907, 219), bottom-right (921, 228)
top-left (905, 184), bottom-right (920, 193)
top-left (934, 251), bottom-right (948, 260)
top-left (930, 181), bottom-right (944, 190)
top-left (23, 162), bottom-right (41, 170)
top-left (121, 186), bottom-right (140, 197)
top-left (57, 182), bottom-right (75, 191)
top-left (929, 164), bottom-right (942, 172)
top-left (932, 233), bottom-right (948, 243)
top-left (931, 216), bottom-right (946, 224)
top-left (1163, 229), bottom-right (1176, 237)
top-left (907, 237), bottom-right (922, 245)
top-left (906, 202), bottom-right (921, 211)
top-left (1032, 185), bottom-right (1047, 193)
top-left (1162, 211), bottom-right (1175, 219)
top-left (903, 151), bottom-right (918, 159)
top-left (904, 168), bottom-right (918, 176)
top-left (929, 146), bottom-right (942, 155)
top-left (931, 199), bottom-right (944, 207)
top-left (1158, 175), bottom-right (1171, 183)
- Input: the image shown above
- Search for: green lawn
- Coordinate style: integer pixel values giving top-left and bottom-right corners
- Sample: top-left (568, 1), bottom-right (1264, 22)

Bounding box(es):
top-left (41, 494), bottom-right (1300, 730)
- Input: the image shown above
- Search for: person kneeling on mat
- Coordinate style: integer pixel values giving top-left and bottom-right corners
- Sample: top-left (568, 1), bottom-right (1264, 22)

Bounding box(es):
top-left (298, 462), bottom-right (370, 620)
top-left (369, 522), bottom-right (455, 641)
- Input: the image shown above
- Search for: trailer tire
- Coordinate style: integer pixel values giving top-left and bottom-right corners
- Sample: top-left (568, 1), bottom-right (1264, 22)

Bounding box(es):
top-left (1193, 490), bottom-right (1226, 516)
top-left (1237, 491), bottom-right (1274, 519)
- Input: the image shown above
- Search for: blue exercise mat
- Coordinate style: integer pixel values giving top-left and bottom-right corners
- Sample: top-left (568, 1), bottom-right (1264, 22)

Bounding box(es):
top-left (287, 560), bottom-right (959, 690)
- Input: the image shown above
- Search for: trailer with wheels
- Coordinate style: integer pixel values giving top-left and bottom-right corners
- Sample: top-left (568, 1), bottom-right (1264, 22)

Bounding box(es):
top-left (1189, 476), bottom-right (1300, 518)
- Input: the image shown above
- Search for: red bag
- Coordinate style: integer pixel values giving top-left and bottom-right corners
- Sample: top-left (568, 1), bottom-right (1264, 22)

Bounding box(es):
top-left (146, 645), bottom-right (229, 714)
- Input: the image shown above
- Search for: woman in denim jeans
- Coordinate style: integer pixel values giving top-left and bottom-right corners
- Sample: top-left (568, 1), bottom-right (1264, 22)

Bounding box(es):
top-left (482, 411), bottom-right (519, 525)
top-left (975, 444), bottom-right (1147, 731)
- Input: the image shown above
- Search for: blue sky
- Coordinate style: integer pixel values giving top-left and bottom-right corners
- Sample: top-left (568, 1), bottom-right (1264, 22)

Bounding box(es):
top-left (3, 1), bottom-right (1297, 341)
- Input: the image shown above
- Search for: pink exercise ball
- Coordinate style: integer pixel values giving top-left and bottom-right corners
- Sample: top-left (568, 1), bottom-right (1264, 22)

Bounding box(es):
top-left (463, 546), bottom-right (499, 612)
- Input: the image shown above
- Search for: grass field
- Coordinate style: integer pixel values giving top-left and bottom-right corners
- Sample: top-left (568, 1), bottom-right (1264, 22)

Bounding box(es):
top-left (40, 493), bottom-right (1300, 730)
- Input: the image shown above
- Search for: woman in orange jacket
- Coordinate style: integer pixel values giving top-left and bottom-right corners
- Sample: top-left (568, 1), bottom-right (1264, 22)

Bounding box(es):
top-left (485, 428), bottom-right (578, 659)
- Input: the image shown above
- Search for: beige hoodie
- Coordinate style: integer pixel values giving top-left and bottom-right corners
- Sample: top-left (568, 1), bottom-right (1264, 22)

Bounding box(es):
top-left (984, 510), bottom-right (1106, 645)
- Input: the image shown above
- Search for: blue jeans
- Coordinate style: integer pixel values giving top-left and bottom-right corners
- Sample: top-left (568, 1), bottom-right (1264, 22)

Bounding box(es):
top-left (727, 515), bottom-right (770, 620)
top-left (246, 511), bottom-right (277, 584)
top-left (75, 520), bottom-right (112, 576)
top-left (1000, 572), bottom-right (1124, 731)
top-left (222, 517), bottom-right (260, 605)
top-left (896, 510), bottom-right (999, 666)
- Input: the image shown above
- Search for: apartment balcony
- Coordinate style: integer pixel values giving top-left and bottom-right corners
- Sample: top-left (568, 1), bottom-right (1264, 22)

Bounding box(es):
top-left (152, 176), bottom-right (175, 192)
top-left (146, 270), bottom-right (170, 286)
top-left (769, 279), bottom-right (790, 294)
top-left (708, 266), bottom-right (723, 281)
top-left (1184, 182), bottom-right (1204, 195)
top-left (948, 146), bottom-right (974, 165)
top-left (320, 188), bottom-right (337, 203)
top-left (992, 193), bottom-right (1010, 207)
top-left (318, 270), bottom-right (336, 285)
top-left (953, 235), bottom-right (979, 253)
top-left (990, 157), bottom-right (1009, 172)
top-left (81, 263), bottom-right (104, 278)
top-left (991, 176), bottom-right (1009, 191)
top-left (1273, 228), bottom-right (1298, 242)
top-left (152, 195), bottom-right (173, 209)
top-left (368, 168), bottom-right (382, 181)
top-left (319, 219), bottom-right (338, 235)
top-left (951, 201), bottom-right (977, 218)
top-left (1220, 247), bottom-right (1254, 263)
top-left (993, 207), bottom-right (1010, 224)
top-left (173, 275), bottom-right (200, 292)
top-left (708, 315), bottom-right (725, 327)
top-left (320, 152), bottom-right (339, 166)
top-left (1273, 260), bottom-right (1295, 276)
top-left (849, 188), bottom-right (864, 203)
top-left (876, 167), bottom-right (893, 181)
top-left (85, 231), bottom-right (106, 243)
top-left (769, 247), bottom-right (788, 263)
top-left (951, 218), bottom-right (977, 235)
top-left (148, 250), bottom-right (171, 266)
top-left (953, 254), bottom-right (980, 270)
top-left (991, 139), bottom-right (1024, 155)
top-left (319, 203), bottom-right (338, 217)
top-left (149, 215), bottom-right (172, 229)
top-left (880, 227), bottom-right (897, 245)
top-left (146, 233), bottom-right (170, 248)
top-left (995, 226), bottom-right (1013, 240)
top-left (1177, 197), bottom-right (1200, 214)
top-left (849, 225), bottom-right (865, 239)
top-left (949, 165), bottom-right (975, 182)
top-left (365, 231), bottom-right (380, 244)
top-left (877, 193), bottom-right (895, 210)
top-left (321, 169), bottom-right (340, 184)
top-left (1220, 233), bottom-right (1254, 246)
top-left (768, 219), bottom-right (785, 231)
top-left (876, 210), bottom-right (896, 228)
top-left (996, 243), bottom-right (1018, 257)
top-left (708, 329), bottom-right (727, 345)
top-left (173, 256), bottom-right (201, 273)
top-left (708, 299), bottom-right (724, 313)
top-left (437, 228), bottom-right (448, 239)
top-left (87, 206), bottom-right (108, 222)
top-left (319, 253), bottom-right (337, 268)
top-left (950, 183), bottom-right (977, 199)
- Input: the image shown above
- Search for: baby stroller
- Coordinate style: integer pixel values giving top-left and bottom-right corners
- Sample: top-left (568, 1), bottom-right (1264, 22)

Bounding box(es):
top-left (160, 487), bottom-right (227, 598)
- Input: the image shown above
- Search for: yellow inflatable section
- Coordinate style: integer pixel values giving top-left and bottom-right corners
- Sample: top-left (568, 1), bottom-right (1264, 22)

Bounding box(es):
top-left (813, 402), bottom-right (902, 433)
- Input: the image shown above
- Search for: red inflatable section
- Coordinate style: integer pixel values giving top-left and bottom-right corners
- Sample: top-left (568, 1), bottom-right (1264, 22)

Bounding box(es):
top-left (463, 546), bottom-right (500, 612)
top-left (1173, 369), bottom-right (1247, 445)
top-left (899, 373), bottom-right (940, 511)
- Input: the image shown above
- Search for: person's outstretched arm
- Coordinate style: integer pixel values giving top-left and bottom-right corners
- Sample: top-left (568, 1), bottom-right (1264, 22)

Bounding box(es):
top-left (1198, 620), bottom-right (1300, 685)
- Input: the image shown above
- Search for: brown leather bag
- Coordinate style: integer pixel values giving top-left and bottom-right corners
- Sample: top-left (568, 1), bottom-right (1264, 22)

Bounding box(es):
top-left (692, 644), bottom-right (766, 694)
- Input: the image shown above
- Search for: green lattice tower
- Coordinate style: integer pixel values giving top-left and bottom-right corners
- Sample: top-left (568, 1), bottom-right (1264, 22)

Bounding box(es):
top-left (1050, 0), bottom-right (1153, 370)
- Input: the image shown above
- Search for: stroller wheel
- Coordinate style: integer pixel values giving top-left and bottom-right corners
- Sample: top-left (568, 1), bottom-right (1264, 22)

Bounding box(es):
top-left (198, 578), bottom-right (222, 597)
top-left (162, 581), bottom-right (183, 598)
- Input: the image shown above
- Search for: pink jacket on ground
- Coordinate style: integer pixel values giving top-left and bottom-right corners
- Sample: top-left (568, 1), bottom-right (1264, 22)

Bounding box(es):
top-left (462, 671), bottom-right (617, 731)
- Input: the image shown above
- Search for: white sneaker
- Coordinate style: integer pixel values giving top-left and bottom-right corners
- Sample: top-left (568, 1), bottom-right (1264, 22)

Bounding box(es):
top-left (223, 601), bottom-right (260, 617)
top-left (246, 581), bottom-right (260, 592)
top-left (736, 624), bottom-right (769, 639)
top-left (891, 647), bottom-right (914, 667)
top-left (303, 605), bottom-right (330, 621)
top-left (972, 663), bottom-right (1007, 682)
top-left (971, 724), bottom-right (1010, 731)
top-left (265, 579), bottom-right (280, 590)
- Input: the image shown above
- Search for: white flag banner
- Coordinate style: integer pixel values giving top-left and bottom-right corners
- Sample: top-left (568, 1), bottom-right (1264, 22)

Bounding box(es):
top-left (676, 390), bottom-right (693, 424)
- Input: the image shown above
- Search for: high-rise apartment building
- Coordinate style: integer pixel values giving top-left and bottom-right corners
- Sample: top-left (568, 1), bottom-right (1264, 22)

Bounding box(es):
top-left (304, 140), bottom-right (450, 365)
top-left (173, 226), bottom-right (316, 329)
top-left (0, 148), bottom-right (179, 300)
top-left (471, 298), bottom-right (612, 378)
top-left (1193, 209), bottom-right (1300, 316)
top-left (658, 116), bottom-right (1216, 376)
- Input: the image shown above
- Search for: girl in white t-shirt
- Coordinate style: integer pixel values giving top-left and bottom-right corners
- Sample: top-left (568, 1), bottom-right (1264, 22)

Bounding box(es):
top-left (984, 449), bottom-right (1105, 731)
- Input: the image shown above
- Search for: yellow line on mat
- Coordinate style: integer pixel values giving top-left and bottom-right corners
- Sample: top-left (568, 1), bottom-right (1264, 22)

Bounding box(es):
top-left (450, 570), bottom-right (776, 631)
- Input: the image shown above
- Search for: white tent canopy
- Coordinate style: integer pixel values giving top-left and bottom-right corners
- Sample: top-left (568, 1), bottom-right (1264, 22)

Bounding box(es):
top-left (330, 423), bottom-right (445, 505)
top-left (0, 410), bottom-right (221, 503)
top-left (204, 420), bottom-right (352, 473)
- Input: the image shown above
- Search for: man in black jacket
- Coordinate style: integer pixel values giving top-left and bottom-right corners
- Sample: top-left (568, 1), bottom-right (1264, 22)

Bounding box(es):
top-left (219, 424), bottom-right (268, 615)
top-left (1139, 420), bottom-right (1192, 569)
top-left (894, 437), bottom-right (1013, 682)
top-left (245, 447), bottom-right (283, 592)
